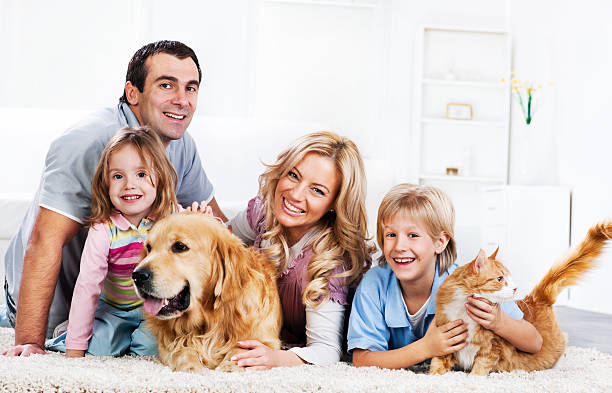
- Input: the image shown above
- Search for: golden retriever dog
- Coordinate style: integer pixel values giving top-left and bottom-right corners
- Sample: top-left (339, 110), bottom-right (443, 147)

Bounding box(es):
top-left (132, 212), bottom-right (282, 372)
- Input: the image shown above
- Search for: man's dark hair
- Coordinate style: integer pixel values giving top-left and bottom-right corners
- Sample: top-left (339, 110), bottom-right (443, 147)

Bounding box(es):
top-left (119, 40), bottom-right (202, 103)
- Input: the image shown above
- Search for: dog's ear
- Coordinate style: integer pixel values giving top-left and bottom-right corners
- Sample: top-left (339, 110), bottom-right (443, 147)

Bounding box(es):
top-left (212, 233), bottom-right (249, 310)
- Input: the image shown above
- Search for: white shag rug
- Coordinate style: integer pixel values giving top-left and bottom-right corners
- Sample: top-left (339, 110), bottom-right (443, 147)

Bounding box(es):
top-left (1, 328), bottom-right (611, 393)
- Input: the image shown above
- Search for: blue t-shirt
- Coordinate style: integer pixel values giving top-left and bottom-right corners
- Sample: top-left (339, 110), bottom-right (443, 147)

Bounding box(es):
top-left (4, 103), bottom-right (214, 336)
top-left (347, 263), bottom-right (523, 353)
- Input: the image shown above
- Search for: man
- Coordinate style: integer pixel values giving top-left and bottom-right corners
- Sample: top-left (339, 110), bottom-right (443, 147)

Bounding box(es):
top-left (1, 40), bottom-right (226, 356)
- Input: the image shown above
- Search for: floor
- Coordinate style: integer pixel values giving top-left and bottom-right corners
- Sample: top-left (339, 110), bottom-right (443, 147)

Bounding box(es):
top-left (555, 306), bottom-right (612, 355)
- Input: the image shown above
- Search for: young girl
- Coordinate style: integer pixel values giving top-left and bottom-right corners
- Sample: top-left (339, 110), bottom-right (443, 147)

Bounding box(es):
top-left (46, 126), bottom-right (179, 357)
top-left (347, 184), bottom-right (542, 369)
top-left (227, 131), bottom-right (375, 369)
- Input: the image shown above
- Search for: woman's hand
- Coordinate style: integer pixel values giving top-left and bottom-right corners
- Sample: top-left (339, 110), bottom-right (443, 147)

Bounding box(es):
top-left (422, 317), bottom-right (468, 358)
top-left (231, 340), bottom-right (283, 370)
top-left (231, 340), bottom-right (304, 370)
top-left (465, 295), bottom-right (503, 333)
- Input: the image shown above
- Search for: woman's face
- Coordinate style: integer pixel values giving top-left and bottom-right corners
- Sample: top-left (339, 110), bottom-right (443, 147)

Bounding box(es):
top-left (274, 152), bottom-right (340, 246)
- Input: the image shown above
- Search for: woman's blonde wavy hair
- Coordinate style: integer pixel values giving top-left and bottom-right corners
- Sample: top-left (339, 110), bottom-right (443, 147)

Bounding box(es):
top-left (89, 126), bottom-right (178, 226)
top-left (376, 184), bottom-right (456, 274)
top-left (258, 131), bottom-right (374, 307)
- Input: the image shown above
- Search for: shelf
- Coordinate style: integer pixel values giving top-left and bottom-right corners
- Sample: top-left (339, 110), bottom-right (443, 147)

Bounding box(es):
top-left (423, 24), bottom-right (509, 35)
top-left (421, 118), bottom-right (506, 127)
top-left (419, 174), bottom-right (506, 184)
top-left (422, 78), bottom-right (507, 89)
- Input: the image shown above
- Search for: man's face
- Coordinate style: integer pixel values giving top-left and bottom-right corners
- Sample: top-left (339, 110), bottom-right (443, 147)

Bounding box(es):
top-left (128, 53), bottom-right (200, 144)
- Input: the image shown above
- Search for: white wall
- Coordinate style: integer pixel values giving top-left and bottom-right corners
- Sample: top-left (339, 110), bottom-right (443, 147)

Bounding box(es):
top-left (1, 0), bottom-right (611, 313)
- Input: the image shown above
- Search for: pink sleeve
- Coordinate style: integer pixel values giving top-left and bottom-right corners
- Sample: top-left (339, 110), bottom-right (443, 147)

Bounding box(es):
top-left (246, 197), bottom-right (266, 233)
top-left (65, 223), bottom-right (110, 350)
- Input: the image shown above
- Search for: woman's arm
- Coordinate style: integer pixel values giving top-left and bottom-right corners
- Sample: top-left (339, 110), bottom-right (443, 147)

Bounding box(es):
top-left (465, 296), bottom-right (542, 353)
top-left (289, 300), bottom-right (345, 365)
top-left (231, 300), bottom-right (345, 369)
top-left (227, 206), bottom-right (257, 245)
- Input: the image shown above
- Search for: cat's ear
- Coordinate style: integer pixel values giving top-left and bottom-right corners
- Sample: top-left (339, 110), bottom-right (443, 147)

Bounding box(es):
top-left (489, 246), bottom-right (500, 260)
top-left (472, 249), bottom-right (487, 274)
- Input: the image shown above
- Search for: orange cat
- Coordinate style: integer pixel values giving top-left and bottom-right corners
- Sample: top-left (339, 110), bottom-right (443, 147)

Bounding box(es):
top-left (430, 222), bottom-right (612, 375)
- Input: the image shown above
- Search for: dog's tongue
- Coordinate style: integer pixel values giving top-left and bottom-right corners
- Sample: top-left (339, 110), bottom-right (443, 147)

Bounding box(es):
top-left (143, 297), bottom-right (164, 315)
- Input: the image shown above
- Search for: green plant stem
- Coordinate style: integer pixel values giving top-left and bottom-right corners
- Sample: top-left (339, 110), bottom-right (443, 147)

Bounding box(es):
top-left (527, 93), bottom-right (532, 124)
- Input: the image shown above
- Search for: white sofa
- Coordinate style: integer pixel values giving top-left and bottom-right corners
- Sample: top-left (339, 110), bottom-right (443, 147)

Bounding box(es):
top-left (0, 108), bottom-right (395, 306)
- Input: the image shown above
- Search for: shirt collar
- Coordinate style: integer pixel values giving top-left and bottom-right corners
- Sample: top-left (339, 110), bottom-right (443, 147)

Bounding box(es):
top-left (109, 211), bottom-right (153, 231)
top-left (384, 261), bottom-right (447, 328)
top-left (120, 102), bottom-right (141, 128)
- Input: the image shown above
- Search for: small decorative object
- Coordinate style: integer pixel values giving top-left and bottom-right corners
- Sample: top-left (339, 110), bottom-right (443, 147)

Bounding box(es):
top-left (501, 72), bottom-right (552, 125)
top-left (446, 103), bottom-right (473, 120)
top-left (446, 167), bottom-right (459, 176)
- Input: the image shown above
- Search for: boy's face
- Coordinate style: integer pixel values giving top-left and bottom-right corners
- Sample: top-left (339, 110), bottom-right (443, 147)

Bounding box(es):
top-left (382, 212), bottom-right (447, 286)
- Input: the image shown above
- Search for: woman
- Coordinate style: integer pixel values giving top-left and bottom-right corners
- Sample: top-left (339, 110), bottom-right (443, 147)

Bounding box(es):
top-left (228, 131), bottom-right (375, 369)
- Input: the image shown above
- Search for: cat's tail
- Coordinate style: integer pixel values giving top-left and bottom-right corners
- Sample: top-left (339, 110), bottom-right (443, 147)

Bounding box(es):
top-left (530, 221), bottom-right (612, 305)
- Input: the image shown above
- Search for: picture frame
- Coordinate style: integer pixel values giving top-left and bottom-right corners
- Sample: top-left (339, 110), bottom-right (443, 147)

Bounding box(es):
top-left (446, 103), bottom-right (473, 120)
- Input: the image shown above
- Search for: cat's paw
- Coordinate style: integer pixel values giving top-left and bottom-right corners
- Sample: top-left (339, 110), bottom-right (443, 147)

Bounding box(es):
top-left (469, 367), bottom-right (490, 376)
top-left (429, 356), bottom-right (452, 375)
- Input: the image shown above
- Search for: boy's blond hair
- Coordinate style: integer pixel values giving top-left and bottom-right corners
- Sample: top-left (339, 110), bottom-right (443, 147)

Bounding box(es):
top-left (376, 183), bottom-right (456, 274)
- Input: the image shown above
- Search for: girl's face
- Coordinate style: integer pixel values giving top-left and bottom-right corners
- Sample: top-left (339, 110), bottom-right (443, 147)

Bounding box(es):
top-left (108, 144), bottom-right (157, 226)
top-left (274, 152), bottom-right (340, 246)
top-left (382, 211), bottom-right (449, 286)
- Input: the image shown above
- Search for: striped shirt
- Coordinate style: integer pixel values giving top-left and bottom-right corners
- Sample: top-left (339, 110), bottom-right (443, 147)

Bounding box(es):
top-left (66, 213), bottom-right (153, 350)
top-left (99, 216), bottom-right (152, 309)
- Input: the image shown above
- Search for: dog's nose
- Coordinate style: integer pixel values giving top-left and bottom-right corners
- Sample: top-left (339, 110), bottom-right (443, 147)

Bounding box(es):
top-left (132, 268), bottom-right (152, 285)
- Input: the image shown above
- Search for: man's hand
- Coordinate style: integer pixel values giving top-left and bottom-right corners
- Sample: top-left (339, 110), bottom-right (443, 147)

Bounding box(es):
top-left (186, 200), bottom-right (214, 215)
top-left (207, 197), bottom-right (228, 222)
top-left (0, 343), bottom-right (45, 357)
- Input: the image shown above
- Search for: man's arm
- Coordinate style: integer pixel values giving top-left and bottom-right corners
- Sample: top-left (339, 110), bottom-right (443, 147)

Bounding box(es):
top-left (207, 197), bottom-right (228, 222)
top-left (3, 208), bottom-right (80, 356)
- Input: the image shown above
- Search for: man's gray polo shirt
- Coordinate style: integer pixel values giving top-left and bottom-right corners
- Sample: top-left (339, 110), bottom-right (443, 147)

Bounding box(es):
top-left (3, 103), bottom-right (214, 336)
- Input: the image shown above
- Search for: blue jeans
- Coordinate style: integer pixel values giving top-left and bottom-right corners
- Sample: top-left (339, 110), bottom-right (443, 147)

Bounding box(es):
top-left (45, 299), bottom-right (157, 357)
top-left (0, 278), bottom-right (16, 328)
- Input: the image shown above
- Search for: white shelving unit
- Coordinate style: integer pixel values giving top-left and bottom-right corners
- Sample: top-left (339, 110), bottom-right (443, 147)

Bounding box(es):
top-left (412, 24), bottom-right (512, 264)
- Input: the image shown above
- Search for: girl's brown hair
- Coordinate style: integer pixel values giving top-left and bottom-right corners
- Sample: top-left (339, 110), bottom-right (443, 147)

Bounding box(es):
top-left (89, 126), bottom-right (178, 225)
top-left (376, 183), bottom-right (457, 274)
top-left (258, 131), bottom-right (375, 306)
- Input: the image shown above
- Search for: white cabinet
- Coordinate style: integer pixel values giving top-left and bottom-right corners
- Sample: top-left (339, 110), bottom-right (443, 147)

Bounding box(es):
top-left (480, 186), bottom-right (571, 301)
top-left (413, 25), bottom-right (513, 265)
top-left (414, 25), bottom-right (512, 183)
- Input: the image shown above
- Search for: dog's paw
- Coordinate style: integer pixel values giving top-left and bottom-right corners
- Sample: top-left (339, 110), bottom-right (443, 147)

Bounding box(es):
top-left (216, 360), bottom-right (245, 372)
